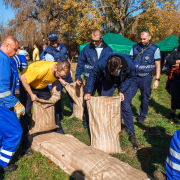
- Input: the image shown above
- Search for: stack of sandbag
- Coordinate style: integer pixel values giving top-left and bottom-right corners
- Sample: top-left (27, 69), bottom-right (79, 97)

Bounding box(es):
top-left (87, 96), bottom-right (122, 154)
top-left (65, 82), bottom-right (84, 120)
top-left (29, 92), bottom-right (60, 135)
top-left (31, 132), bottom-right (153, 180)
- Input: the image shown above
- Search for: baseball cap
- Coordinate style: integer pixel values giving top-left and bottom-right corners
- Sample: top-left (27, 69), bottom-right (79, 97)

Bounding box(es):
top-left (18, 50), bottom-right (29, 56)
top-left (48, 33), bottom-right (58, 41)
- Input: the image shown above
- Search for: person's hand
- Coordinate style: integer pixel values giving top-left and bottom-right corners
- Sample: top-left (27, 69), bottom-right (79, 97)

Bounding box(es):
top-left (70, 70), bottom-right (73, 77)
top-left (76, 80), bottom-right (81, 86)
top-left (152, 80), bottom-right (159, 89)
top-left (84, 93), bottom-right (91, 101)
top-left (59, 78), bottom-right (67, 86)
top-left (30, 94), bottom-right (37, 101)
top-left (119, 92), bottom-right (124, 101)
top-left (52, 88), bottom-right (58, 94)
top-left (14, 101), bottom-right (25, 118)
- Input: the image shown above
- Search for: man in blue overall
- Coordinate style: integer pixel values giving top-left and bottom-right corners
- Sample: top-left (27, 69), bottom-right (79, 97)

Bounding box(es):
top-left (84, 52), bottom-right (138, 150)
top-left (130, 29), bottom-right (161, 124)
top-left (75, 29), bottom-right (113, 129)
top-left (0, 36), bottom-right (25, 172)
top-left (165, 129), bottom-right (180, 180)
top-left (44, 33), bottom-right (73, 134)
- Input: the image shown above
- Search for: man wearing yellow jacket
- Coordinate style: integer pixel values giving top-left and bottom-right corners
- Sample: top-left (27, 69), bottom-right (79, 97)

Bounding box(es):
top-left (20, 60), bottom-right (70, 154)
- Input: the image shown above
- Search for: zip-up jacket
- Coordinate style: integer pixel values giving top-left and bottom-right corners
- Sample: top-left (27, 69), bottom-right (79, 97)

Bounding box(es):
top-left (0, 50), bottom-right (18, 108)
top-left (167, 47), bottom-right (180, 65)
top-left (165, 129), bottom-right (180, 180)
top-left (132, 42), bottom-right (160, 76)
top-left (75, 40), bottom-right (113, 81)
top-left (85, 52), bottom-right (135, 94)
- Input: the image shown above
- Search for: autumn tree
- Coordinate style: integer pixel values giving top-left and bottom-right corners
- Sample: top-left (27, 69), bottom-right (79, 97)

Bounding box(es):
top-left (95, 0), bottom-right (178, 36)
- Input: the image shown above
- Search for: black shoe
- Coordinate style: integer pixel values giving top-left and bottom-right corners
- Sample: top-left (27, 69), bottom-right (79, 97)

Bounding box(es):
top-left (56, 128), bottom-right (65, 134)
top-left (2, 164), bottom-right (18, 172)
top-left (83, 124), bottom-right (88, 130)
top-left (22, 148), bottom-right (32, 155)
top-left (129, 133), bottom-right (138, 150)
top-left (169, 112), bottom-right (176, 119)
top-left (138, 120), bottom-right (145, 125)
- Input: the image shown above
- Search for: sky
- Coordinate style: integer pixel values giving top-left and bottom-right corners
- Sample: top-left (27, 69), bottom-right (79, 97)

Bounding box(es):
top-left (0, 0), bottom-right (15, 27)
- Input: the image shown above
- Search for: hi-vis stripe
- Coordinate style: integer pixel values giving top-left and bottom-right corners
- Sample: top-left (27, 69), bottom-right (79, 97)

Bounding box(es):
top-left (1, 149), bottom-right (15, 156)
top-left (0, 156), bottom-right (10, 163)
top-left (0, 90), bottom-right (11, 98)
top-left (166, 148), bottom-right (180, 171)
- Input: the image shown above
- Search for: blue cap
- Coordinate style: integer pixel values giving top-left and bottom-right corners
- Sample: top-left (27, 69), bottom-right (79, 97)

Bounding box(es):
top-left (48, 33), bottom-right (58, 41)
top-left (18, 50), bottom-right (29, 56)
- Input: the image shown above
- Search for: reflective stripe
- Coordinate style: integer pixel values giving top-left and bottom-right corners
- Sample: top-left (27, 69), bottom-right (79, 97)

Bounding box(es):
top-left (166, 156), bottom-right (180, 171)
top-left (1, 149), bottom-right (14, 156)
top-left (16, 107), bottom-right (25, 114)
top-left (170, 148), bottom-right (180, 160)
top-left (0, 90), bottom-right (12, 98)
top-left (0, 156), bottom-right (10, 163)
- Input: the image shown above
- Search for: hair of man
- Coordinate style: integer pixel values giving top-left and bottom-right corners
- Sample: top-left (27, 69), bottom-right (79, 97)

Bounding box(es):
top-left (107, 56), bottom-right (121, 73)
top-left (57, 60), bottom-right (70, 73)
top-left (92, 29), bottom-right (102, 38)
top-left (1, 36), bottom-right (18, 47)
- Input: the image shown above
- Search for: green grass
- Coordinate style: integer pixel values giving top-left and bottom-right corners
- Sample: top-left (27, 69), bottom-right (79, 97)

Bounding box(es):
top-left (1, 74), bottom-right (179, 179)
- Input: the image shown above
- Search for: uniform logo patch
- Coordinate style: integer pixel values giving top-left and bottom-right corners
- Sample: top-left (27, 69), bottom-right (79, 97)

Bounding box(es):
top-left (145, 56), bottom-right (149, 60)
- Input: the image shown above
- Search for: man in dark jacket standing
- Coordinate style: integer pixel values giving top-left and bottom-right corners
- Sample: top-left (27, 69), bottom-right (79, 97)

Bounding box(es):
top-left (84, 52), bottom-right (138, 150)
top-left (44, 33), bottom-right (73, 134)
top-left (75, 29), bottom-right (113, 129)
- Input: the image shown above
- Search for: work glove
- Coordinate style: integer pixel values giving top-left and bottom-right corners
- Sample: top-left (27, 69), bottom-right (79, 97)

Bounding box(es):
top-left (14, 101), bottom-right (25, 118)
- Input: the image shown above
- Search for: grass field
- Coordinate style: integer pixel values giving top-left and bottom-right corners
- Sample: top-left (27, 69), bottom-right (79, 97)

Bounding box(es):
top-left (1, 71), bottom-right (180, 179)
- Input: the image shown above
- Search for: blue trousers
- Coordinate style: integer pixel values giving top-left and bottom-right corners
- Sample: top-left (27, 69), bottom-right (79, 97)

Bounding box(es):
top-left (0, 107), bottom-right (22, 168)
top-left (101, 78), bottom-right (134, 134)
top-left (83, 81), bottom-right (102, 126)
top-left (55, 73), bottom-right (73, 115)
top-left (20, 86), bottom-right (51, 150)
top-left (131, 74), bottom-right (152, 121)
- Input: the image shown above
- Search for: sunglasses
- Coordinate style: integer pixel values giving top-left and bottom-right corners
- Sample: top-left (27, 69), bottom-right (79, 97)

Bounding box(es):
top-left (91, 39), bottom-right (101, 43)
top-left (141, 29), bottom-right (149, 32)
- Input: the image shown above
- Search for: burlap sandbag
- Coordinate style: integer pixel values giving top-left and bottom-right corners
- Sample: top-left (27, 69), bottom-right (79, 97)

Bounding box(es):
top-left (29, 92), bottom-right (60, 135)
top-left (31, 132), bottom-right (88, 180)
top-left (65, 82), bottom-right (84, 120)
top-left (69, 147), bottom-right (152, 180)
top-left (86, 96), bottom-right (122, 154)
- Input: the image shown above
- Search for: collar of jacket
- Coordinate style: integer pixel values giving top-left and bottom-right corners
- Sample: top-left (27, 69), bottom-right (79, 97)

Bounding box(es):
top-left (107, 54), bottom-right (128, 71)
top-left (50, 43), bottom-right (62, 51)
top-left (89, 39), bottom-right (108, 49)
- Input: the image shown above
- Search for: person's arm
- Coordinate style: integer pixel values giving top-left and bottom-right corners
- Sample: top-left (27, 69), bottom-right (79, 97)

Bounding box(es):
top-left (20, 74), bottom-right (37, 101)
top-left (52, 80), bottom-right (58, 94)
top-left (33, 53), bottom-right (37, 62)
top-left (167, 48), bottom-right (180, 66)
top-left (152, 60), bottom-right (160, 89)
top-left (44, 53), bottom-right (55, 62)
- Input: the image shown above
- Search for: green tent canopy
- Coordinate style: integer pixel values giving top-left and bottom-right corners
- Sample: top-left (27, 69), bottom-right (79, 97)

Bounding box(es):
top-left (155, 35), bottom-right (178, 51)
top-left (79, 33), bottom-right (135, 55)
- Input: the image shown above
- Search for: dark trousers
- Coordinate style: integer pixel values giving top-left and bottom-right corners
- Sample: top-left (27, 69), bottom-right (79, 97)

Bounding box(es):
top-left (101, 78), bottom-right (134, 134)
top-left (55, 74), bottom-right (73, 115)
top-left (83, 81), bottom-right (102, 126)
top-left (131, 74), bottom-right (152, 121)
top-left (169, 80), bottom-right (180, 110)
top-left (20, 86), bottom-right (51, 150)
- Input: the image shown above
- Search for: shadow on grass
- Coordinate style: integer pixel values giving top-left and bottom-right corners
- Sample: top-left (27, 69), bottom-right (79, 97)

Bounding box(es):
top-left (135, 123), bottom-right (172, 175)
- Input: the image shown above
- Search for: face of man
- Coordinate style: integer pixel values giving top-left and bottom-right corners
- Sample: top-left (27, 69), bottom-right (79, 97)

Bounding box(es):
top-left (140, 32), bottom-right (151, 46)
top-left (91, 34), bottom-right (102, 47)
top-left (54, 70), bottom-right (68, 79)
top-left (33, 44), bottom-right (36, 49)
top-left (50, 39), bottom-right (58, 48)
top-left (8, 41), bottom-right (19, 58)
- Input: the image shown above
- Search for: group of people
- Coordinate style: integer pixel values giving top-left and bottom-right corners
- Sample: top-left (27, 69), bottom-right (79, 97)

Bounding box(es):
top-left (0, 29), bottom-right (180, 179)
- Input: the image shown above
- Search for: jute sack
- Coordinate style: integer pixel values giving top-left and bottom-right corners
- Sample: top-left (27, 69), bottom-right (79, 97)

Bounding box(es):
top-left (31, 132), bottom-right (88, 180)
top-left (29, 92), bottom-right (60, 135)
top-left (65, 82), bottom-right (84, 120)
top-left (86, 96), bottom-right (122, 154)
top-left (69, 147), bottom-right (152, 180)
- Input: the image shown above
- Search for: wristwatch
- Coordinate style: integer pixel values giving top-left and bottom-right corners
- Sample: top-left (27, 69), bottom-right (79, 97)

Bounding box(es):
top-left (156, 78), bottom-right (160, 81)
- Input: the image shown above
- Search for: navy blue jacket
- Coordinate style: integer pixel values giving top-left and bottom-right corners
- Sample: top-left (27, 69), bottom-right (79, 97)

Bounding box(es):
top-left (0, 50), bottom-right (18, 108)
top-left (75, 40), bottom-right (113, 81)
top-left (85, 52), bottom-right (135, 94)
top-left (132, 42), bottom-right (160, 76)
top-left (44, 43), bottom-right (68, 62)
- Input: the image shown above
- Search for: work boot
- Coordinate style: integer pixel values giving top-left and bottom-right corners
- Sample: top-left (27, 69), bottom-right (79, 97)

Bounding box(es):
top-left (129, 133), bottom-right (138, 150)
top-left (22, 148), bottom-right (32, 156)
top-left (2, 164), bottom-right (18, 172)
top-left (55, 114), bottom-right (65, 134)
